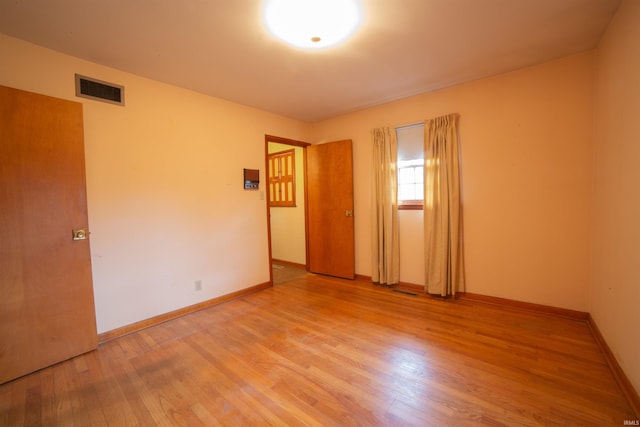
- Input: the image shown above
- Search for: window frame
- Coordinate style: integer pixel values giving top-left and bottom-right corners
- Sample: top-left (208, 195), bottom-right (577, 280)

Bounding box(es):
top-left (397, 159), bottom-right (424, 210)
top-left (396, 124), bottom-right (425, 210)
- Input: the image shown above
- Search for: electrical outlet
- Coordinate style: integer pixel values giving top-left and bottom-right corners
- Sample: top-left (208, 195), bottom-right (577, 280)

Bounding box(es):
top-left (195, 280), bottom-right (202, 291)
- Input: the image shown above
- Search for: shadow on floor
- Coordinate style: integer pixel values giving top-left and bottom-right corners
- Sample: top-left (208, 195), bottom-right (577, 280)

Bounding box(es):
top-left (272, 264), bottom-right (309, 284)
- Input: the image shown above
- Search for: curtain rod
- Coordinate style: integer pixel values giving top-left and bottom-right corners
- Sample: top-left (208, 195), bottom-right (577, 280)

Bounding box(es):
top-left (395, 121), bottom-right (423, 130)
top-left (393, 113), bottom-right (460, 130)
top-left (394, 113), bottom-right (460, 130)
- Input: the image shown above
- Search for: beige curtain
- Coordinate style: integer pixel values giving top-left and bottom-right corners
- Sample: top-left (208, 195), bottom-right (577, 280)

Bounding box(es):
top-left (424, 114), bottom-right (465, 296)
top-left (371, 127), bottom-right (399, 286)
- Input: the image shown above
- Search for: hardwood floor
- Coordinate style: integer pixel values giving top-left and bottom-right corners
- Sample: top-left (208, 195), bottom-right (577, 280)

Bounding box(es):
top-left (1, 274), bottom-right (636, 426)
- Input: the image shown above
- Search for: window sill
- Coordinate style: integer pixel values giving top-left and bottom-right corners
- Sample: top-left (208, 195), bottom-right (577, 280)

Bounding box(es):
top-left (398, 204), bottom-right (423, 210)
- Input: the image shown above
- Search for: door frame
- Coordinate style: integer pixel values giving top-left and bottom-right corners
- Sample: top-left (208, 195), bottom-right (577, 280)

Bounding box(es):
top-left (264, 135), bottom-right (311, 285)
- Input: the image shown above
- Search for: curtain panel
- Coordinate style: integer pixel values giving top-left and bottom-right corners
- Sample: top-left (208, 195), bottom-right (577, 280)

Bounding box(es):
top-left (371, 127), bottom-right (400, 285)
top-left (424, 114), bottom-right (465, 296)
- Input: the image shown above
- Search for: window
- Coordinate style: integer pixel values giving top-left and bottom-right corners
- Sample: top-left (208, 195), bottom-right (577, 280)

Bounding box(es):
top-left (398, 159), bottom-right (424, 206)
top-left (396, 124), bottom-right (424, 209)
top-left (268, 149), bottom-right (296, 207)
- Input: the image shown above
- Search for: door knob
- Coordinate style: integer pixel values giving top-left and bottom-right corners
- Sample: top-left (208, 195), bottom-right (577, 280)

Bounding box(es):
top-left (345, 210), bottom-right (353, 217)
top-left (72, 229), bottom-right (87, 240)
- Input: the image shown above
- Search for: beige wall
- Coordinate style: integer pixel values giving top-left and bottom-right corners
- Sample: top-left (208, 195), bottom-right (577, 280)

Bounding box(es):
top-left (268, 142), bottom-right (306, 265)
top-left (591, 0), bottom-right (640, 395)
top-left (312, 52), bottom-right (595, 312)
top-left (0, 34), bottom-right (312, 333)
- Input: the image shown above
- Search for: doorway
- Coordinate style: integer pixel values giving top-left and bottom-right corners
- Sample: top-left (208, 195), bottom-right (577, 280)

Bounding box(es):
top-left (265, 136), bottom-right (356, 284)
top-left (265, 135), bottom-right (310, 284)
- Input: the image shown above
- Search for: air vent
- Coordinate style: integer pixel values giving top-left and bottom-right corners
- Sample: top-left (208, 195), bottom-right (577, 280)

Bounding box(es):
top-left (75, 74), bottom-right (124, 106)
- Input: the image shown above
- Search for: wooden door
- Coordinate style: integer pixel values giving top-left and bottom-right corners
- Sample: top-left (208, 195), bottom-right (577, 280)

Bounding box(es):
top-left (306, 139), bottom-right (355, 279)
top-left (0, 85), bottom-right (97, 384)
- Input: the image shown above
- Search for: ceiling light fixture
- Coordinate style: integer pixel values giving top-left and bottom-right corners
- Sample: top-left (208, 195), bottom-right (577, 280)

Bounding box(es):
top-left (264, 0), bottom-right (362, 50)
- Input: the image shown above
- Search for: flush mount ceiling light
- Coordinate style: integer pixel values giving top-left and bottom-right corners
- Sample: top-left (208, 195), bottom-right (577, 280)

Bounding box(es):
top-left (264, 0), bottom-right (362, 49)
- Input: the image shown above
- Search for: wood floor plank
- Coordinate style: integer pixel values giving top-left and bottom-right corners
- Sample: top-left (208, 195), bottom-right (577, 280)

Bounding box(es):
top-left (0, 272), bottom-right (636, 426)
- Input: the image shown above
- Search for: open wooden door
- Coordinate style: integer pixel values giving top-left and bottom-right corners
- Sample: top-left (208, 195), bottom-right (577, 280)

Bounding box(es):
top-left (306, 139), bottom-right (355, 279)
top-left (0, 85), bottom-right (98, 384)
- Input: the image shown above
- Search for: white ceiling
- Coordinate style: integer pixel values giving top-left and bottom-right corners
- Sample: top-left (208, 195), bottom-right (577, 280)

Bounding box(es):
top-left (0, 0), bottom-right (620, 122)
